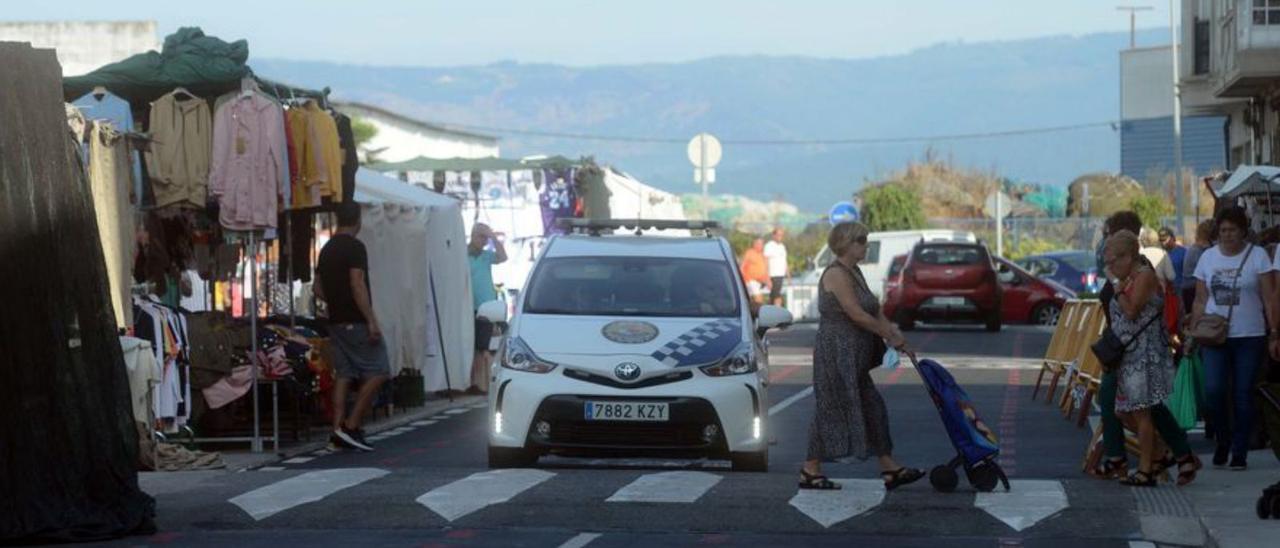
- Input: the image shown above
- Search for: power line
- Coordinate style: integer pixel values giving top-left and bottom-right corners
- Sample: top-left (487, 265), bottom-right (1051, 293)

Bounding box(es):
top-left (421, 119), bottom-right (1119, 146)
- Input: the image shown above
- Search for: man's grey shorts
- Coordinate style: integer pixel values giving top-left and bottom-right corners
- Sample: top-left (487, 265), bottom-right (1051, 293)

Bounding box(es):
top-left (328, 323), bottom-right (391, 380)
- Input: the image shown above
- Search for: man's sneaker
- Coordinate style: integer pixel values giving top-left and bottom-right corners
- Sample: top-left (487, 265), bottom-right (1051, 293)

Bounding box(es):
top-left (1213, 445), bottom-right (1230, 468)
top-left (333, 428), bottom-right (374, 452)
top-left (1229, 455), bottom-right (1248, 471)
top-left (329, 431), bottom-right (353, 450)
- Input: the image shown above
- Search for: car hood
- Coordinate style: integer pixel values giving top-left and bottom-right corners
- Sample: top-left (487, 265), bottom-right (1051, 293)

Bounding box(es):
top-left (517, 315), bottom-right (745, 368)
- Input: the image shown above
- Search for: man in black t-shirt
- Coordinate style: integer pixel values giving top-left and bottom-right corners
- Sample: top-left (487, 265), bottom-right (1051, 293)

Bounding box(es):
top-left (316, 203), bottom-right (389, 452)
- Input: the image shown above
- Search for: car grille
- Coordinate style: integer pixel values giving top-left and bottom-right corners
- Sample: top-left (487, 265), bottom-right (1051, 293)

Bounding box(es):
top-left (563, 368), bottom-right (692, 389)
top-left (549, 422), bottom-right (705, 447)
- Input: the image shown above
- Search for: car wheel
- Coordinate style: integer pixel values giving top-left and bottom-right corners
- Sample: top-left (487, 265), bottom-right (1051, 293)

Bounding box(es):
top-left (731, 450), bottom-right (769, 472)
top-left (488, 446), bottom-right (537, 468)
top-left (1031, 303), bottom-right (1061, 326)
top-left (984, 312), bottom-right (1002, 332)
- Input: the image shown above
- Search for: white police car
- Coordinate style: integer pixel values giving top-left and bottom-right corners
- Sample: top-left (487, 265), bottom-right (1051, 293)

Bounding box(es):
top-left (481, 220), bottom-right (793, 471)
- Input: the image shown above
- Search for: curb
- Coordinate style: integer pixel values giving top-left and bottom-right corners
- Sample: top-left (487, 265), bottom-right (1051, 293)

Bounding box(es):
top-left (232, 394), bottom-right (486, 472)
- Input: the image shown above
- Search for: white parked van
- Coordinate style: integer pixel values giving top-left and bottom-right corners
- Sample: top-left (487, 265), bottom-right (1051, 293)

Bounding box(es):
top-left (789, 229), bottom-right (977, 320)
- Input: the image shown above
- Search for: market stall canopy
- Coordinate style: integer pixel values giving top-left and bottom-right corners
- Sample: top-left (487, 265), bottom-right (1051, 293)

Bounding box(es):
top-left (62, 27), bottom-right (323, 104)
top-left (1215, 165), bottom-right (1280, 199)
top-left (369, 156), bottom-right (528, 173)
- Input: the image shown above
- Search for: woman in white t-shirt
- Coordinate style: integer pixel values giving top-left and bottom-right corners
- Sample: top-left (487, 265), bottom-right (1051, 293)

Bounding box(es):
top-left (1190, 206), bottom-right (1280, 471)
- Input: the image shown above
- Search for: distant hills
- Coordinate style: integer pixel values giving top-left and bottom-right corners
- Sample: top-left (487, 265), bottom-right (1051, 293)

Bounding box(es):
top-left (253, 28), bottom-right (1165, 212)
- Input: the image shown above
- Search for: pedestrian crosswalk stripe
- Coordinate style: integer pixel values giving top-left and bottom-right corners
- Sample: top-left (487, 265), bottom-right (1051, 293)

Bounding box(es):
top-left (557, 532), bottom-right (602, 548)
top-left (445, 408), bottom-right (470, 415)
top-left (606, 471), bottom-right (722, 503)
top-left (257, 466), bottom-right (285, 472)
top-left (417, 469), bottom-right (555, 522)
top-left (411, 420), bottom-right (437, 426)
top-left (230, 468), bottom-right (389, 521)
top-left (430, 415), bottom-right (449, 420)
top-left (788, 479), bottom-right (885, 528)
top-left (975, 479), bottom-right (1068, 532)
top-left (282, 456), bottom-right (315, 464)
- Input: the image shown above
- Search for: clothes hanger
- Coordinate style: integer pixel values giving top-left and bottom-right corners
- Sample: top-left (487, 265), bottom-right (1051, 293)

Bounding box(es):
top-left (172, 86), bottom-right (196, 100)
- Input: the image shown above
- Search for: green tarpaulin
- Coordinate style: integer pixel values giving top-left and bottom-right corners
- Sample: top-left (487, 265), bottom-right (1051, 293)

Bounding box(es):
top-left (63, 27), bottom-right (323, 105)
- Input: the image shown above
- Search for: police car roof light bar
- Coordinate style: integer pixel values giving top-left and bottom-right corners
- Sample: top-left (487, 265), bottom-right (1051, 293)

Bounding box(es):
top-left (555, 218), bottom-right (721, 237)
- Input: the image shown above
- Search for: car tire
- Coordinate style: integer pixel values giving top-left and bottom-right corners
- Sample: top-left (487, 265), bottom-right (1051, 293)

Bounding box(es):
top-left (487, 446), bottom-right (537, 468)
top-left (984, 312), bottom-right (1002, 332)
top-left (731, 450), bottom-right (769, 472)
top-left (1031, 303), bottom-right (1061, 326)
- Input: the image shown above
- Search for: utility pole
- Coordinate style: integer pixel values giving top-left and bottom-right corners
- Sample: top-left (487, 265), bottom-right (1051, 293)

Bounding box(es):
top-left (1116, 5), bottom-right (1154, 49)
top-left (1171, 0), bottom-right (1185, 232)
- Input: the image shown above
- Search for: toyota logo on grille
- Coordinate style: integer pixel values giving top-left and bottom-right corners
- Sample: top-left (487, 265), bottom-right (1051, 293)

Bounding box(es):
top-left (614, 362), bottom-right (642, 381)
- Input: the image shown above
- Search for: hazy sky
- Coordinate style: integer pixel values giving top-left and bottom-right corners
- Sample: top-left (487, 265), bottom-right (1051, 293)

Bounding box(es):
top-left (7, 1), bottom-right (1175, 66)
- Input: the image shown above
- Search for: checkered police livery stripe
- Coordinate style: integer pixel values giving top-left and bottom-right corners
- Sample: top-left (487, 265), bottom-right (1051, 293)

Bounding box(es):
top-left (649, 319), bottom-right (742, 367)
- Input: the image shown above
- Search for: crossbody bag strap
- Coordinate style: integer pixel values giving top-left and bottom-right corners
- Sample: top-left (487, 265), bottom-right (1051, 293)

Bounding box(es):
top-left (1121, 303), bottom-right (1164, 351)
top-left (1224, 244), bottom-right (1254, 325)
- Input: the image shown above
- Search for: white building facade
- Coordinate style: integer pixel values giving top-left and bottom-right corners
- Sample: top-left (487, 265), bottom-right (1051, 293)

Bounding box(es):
top-left (335, 102), bottom-right (500, 163)
top-left (0, 21), bottom-right (159, 76)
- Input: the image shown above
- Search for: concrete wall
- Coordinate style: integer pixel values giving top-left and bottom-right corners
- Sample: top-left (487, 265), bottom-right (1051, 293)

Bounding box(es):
top-left (0, 21), bottom-right (158, 76)
top-left (1121, 46), bottom-right (1176, 121)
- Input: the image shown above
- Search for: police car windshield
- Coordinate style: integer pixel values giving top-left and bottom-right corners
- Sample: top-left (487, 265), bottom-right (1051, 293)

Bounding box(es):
top-left (524, 256), bottom-right (741, 317)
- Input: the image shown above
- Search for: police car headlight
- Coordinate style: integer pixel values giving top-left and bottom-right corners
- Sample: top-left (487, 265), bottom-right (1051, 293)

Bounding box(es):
top-left (700, 344), bottom-right (757, 377)
top-left (501, 337), bottom-right (557, 373)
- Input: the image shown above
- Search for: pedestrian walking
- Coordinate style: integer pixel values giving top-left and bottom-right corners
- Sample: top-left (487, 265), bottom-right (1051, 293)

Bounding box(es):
top-left (468, 223), bottom-right (507, 395)
top-left (1093, 210), bottom-right (1142, 478)
top-left (1190, 206), bottom-right (1279, 470)
top-left (764, 228), bottom-right (788, 307)
top-left (1139, 228), bottom-right (1176, 288)
top-left (1181, 220), bottom-right (1214, 316)
top-left (800, 222), bottom-right (924, 491)
top-left (740, 238), bottom-right (771, 305)
top-left (1159, 226), bottom-right (1187, 295)
top-left (1100, 230), bottom-right (1200, 487)
top-left (316, 203), bottom-right (389, 452)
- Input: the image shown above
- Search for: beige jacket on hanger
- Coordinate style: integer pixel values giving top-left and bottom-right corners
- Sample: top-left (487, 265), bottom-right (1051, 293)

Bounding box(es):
top-left (146, 90), bottom-right (212, 208)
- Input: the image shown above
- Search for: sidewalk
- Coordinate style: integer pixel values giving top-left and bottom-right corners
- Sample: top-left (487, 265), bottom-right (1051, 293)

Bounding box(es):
top-left (139, 394), bottom-right (486, 494)
top-left (1180, 449), bottom-right (1280, 547)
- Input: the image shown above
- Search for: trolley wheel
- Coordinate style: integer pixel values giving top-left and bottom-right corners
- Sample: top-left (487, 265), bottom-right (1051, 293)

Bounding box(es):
top-left (970, 465), bottom-right (1000, 493)
top-left (1259, 495), bottom-right (1272, 520)
top-left (1271, 495), bottom-right (1280, 520)
top-left (929, 465), bottom-right (959, 493)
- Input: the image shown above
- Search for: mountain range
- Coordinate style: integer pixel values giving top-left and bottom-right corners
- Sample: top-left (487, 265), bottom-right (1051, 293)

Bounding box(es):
top-left (253, 28), bottom-right (1167, 212)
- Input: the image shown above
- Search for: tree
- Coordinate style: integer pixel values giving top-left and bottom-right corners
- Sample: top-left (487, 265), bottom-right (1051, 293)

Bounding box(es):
top-left (350, 117), bottom-right (382, 164)
top-left (1129, 194), bottom-right (1172, 230)
top-left (860, 183), bottom-right (926, 232)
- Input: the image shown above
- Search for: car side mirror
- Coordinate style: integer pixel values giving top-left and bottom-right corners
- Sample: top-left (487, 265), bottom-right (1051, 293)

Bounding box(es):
top-left (756, 305), bottom-right (793, 338)
top-left (477, 299), bottom-right (508, 323)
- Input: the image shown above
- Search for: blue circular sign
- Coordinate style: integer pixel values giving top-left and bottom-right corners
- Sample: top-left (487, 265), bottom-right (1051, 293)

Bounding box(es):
top-left (829, 202), bottom-right (859, 224)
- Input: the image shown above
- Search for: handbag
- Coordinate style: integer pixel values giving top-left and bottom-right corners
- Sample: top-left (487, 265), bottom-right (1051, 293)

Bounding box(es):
top-left (1189, 245), bottom-right (1254, 347)
top-left (1091, 304), bottom-right (1162, 372)
top-left (1169, 350), bottom-right (1204, 430)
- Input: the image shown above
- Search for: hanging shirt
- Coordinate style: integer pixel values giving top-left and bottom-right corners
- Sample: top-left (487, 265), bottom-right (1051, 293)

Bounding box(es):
top-left (87, 122), bottom-right (137, 328)
top-left (333, 111), bottom-right (358, 203)
top-left (1194, 244), bottom-right (1274, 338)
top-left (540, 168), bottom-right (577, 235)
top-left (73, 90), bottom-right (143, 201)
top-left (146, 90), bottom-right (212, 209)
top-left (209, 93), bottom-right (287, 230)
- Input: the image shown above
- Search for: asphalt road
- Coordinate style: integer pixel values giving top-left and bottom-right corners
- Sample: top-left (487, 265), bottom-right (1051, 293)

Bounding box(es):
top-left (127, 323), bottom-right (1173, 547)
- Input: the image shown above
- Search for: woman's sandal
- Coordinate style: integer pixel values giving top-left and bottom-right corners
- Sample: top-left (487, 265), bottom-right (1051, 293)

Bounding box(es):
top-left (881, 467), bottom-right (926, 491)
top-left (1176, 454), bottom-right (1202, 487)
top-left (1091, 456), bottom-right (1128, 479)
top-left (799, 469), bottom-right (841, 490)
top-left (1119, 469), bottom-right (1158, 487)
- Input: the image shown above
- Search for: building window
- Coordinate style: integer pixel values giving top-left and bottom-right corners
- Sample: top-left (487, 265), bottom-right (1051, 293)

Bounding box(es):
top-left (1253, 0), bottom-right (1280, 25)
top-left (1194, 19), bottom-right (1211, 74)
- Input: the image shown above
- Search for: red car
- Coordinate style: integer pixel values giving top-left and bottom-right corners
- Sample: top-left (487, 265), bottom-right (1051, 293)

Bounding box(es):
top-left (992, 257), bottom-right (1075, 326)
top-left (883, 248), bottom-right (1075, 329)
top-left (883, 242), bottom-right (1003, 331)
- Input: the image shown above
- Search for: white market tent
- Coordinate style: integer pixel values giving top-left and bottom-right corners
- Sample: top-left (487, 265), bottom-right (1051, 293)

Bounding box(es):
top-left (1215, 165), bottom-right (1280, 199)
top-left (353, 167), bottom-right (474, 393)
top-left (603, 167), bottom-right (689, 225)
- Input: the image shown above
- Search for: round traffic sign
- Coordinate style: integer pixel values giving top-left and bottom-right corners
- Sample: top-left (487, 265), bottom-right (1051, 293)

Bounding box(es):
top-left (687, 133), bottom-right (722, 168)
top-left (984, 191), bottom-right (1012, 220)
top-left (829, 201), bottom-right (859, 224)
